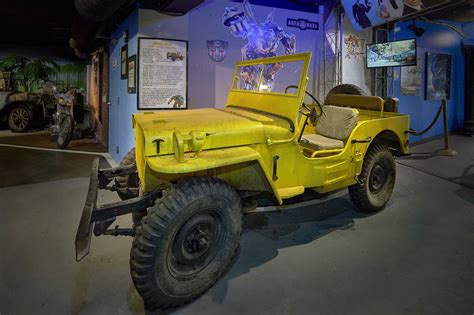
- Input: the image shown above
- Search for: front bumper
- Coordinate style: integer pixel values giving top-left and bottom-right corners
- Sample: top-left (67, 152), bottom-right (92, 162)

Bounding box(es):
top-left (75, 158), bottom-right (164, 262)
top-left (75, 158), bottom-right (100, 262)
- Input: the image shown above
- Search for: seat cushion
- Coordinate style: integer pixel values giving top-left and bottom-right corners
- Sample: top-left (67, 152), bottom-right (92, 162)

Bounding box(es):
top-left (301, 134), bottom-right (344, 150)
top-left (316, 105), bottom-right (359, 140)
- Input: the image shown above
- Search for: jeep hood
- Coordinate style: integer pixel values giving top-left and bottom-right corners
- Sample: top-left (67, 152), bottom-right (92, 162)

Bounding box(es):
top-left (133, 108), bottom-right (292, 158)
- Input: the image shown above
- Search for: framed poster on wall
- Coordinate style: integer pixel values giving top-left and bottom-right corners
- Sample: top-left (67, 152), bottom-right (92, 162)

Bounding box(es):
top-left (138, 37), bottom-right (188, 110)
top-left (425, 52), bottom-right (451, 101)
top-left (121, 45), bottom-right (128, 80)
top-left (401, 57), bottom-right (422, 96)
top-left (128, 55), bottom-right (136, 94)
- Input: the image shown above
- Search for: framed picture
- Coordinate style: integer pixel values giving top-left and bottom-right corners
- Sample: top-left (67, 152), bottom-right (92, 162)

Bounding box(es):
top-left (121, 45), bottom-right (128, 80)
top-left (425, 52), bottom-right (451, 101)
top-left (127, 55), bottom-right (136, 94)
top-left (137, 37), bottom-right (188, 110)
top-left (401, 57), bottom-right (422, 96)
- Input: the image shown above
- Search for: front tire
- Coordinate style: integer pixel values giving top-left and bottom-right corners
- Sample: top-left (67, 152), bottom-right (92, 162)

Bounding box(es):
top-left (130, 177), bottom-right (242, 310)
top-left (349, 144), bottom-right (396, 213)
top-left (8, 104), bottom-right (33, 132)
top-left (56, 115), bottom-right (74, 149)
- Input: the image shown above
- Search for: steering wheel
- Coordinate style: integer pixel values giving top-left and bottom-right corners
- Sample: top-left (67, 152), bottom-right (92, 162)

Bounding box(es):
top-left (284, 85), bottom-right (323, 125)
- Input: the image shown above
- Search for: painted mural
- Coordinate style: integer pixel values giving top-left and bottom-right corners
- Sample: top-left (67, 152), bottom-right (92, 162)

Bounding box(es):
top-left (222, 0), bottom-right (296, 90)
top-left (341, 0), bottom-right (451, 32)
top-left (344, 35), bottom-right (366, 60)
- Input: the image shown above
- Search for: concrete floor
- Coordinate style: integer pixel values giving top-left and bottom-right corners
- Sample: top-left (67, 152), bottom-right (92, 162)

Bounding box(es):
top-left (0, 130), bottom-right (107, 153)
top-left (0, 140), bottom-right (473, 315)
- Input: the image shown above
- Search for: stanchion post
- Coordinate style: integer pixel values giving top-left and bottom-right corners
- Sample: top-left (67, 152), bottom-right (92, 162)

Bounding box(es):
top-left (437, 99), bottom-right (458, 156)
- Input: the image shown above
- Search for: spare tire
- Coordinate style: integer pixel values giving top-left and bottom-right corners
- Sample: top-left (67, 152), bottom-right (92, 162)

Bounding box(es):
top-left (324, 84), bottom-right (367, 105)
top-left (116, 148), bottom-right (140, 201)
top-left (116, 148), bottom-right (144, 226)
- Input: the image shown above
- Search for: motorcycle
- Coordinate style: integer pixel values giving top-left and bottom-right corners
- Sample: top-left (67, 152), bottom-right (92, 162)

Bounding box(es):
top-left (50, 89), bottom-right (94, 149)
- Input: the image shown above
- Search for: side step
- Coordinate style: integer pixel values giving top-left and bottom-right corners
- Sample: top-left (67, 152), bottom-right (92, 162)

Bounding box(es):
top-left (277, 186), bottom-right (305, 199)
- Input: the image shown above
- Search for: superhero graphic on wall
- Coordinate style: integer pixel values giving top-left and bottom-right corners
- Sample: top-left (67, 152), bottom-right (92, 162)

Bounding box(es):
top-left (222, 0), bottom-right (296, 91)
top-left (352, 0), bottom-right (372, 29)
top-left (344, 35), bottom-right (366, 60)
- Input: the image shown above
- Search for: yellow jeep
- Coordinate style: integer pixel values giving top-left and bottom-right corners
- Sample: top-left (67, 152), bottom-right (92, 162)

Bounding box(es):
top-left (76, 52), bottom-right (410, 310)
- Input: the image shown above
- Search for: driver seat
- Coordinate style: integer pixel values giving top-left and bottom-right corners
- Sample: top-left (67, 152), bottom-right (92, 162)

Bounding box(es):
top-left (301, 105), bottom-right (359, 150)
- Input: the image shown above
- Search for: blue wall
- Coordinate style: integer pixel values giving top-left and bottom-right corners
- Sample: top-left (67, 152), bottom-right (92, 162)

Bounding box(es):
top-left (463, 22), bottom-right (474, 45)
top-left (108, 7), bottom-right (139, 161)
top-left (392, 20), bottom-right (466, 142)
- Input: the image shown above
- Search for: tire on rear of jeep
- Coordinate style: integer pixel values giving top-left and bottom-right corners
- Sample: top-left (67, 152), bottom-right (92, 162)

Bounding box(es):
top-left (130, 176), bottom-right (242, 310)
top-left (349, 144), bottom-right (396, 213)
top-left (324, 84), bottom-right (367, 104)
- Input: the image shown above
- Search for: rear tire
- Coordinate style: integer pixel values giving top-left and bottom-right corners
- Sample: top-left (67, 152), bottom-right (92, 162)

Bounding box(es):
top-left (349, 144), bottom-right (396, 213)
top-left (130, 177), bottom-right (242, 310)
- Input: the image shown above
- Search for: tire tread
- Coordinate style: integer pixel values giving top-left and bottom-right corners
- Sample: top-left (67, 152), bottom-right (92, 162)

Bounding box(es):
top-left (130, 176), bottom-right (242, 310)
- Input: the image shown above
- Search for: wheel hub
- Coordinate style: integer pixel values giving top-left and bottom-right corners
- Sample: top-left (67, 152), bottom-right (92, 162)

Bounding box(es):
top-left (369, 164), bottom-right (386, 193)
top-left (183, 223), bottom-right (212, 259)
top-left (168, 211), bottom-right (222, 279)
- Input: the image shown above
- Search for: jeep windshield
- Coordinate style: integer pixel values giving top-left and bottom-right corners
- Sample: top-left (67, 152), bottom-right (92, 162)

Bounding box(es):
top-left (226, 52), bottom-right (311, 123)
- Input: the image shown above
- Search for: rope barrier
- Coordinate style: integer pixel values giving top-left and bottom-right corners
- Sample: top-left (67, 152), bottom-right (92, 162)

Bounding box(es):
top-left (405, 103), bottom-right (444, 136)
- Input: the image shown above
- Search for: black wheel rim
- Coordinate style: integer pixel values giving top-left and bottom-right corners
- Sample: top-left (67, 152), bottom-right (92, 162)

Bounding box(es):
top-left (167, 209), bottom-right (223, 280)
top-left (369, 163), bottom-right (386, 194)
top-left (11, 108), bottom-right (29, 130)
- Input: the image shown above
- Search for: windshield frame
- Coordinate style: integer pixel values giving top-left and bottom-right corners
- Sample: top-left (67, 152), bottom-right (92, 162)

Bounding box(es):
top-left (226, 52), bottom-right (312, 123)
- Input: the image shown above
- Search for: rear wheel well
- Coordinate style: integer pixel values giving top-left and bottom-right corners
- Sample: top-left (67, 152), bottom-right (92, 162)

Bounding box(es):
top-left (370, 130), bottom-right (403, 156)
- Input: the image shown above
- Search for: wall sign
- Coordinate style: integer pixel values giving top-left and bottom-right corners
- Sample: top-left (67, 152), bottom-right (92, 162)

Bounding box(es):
top-left (121, 45), bottom-right (128, 80)
top-left (138, 37), bottom-right (188, 110)
top-left (111, 57), bottom-right (118, 70)
top-left (127, 55), bottom-right (136, 94)
top-left (287, 18), bottom-right (319, 31)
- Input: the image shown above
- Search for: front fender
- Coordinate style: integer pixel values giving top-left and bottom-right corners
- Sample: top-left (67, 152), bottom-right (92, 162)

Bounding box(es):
top-left (144, 146), bottom-right (282, 204)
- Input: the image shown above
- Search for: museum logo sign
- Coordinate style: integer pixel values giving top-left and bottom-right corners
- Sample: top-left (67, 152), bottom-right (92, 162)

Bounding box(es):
top-left (287, 18), bottom-right (319, 31)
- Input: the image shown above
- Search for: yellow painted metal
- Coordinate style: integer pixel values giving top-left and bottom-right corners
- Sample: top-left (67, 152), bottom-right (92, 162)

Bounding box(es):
top-left (133, 52), bottom-right (410, 205)
top-left (325, 94), bottom-right (385, 117)
top-left (277, 186), bottom-right (305, 199)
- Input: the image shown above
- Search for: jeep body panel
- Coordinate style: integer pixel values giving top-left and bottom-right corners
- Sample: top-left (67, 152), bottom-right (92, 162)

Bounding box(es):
top-left (132, 52), bottom-right (410, 204)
